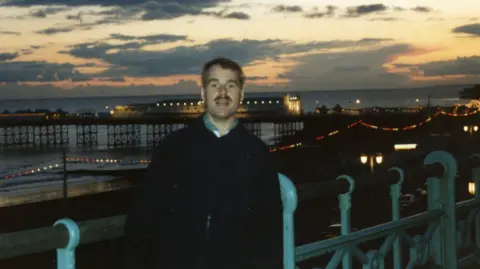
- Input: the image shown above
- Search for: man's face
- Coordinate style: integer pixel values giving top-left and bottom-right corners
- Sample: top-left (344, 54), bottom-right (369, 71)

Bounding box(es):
top-left (201, 65), bottom-right (244, 120)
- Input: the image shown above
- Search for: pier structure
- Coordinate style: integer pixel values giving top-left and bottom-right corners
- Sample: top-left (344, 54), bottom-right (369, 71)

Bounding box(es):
top-left (0, 116), bottom-right (305, 148)
top-left (1, 150), bottom-right (480, 268)
top-left (0, 124), bottom-right (69, 147)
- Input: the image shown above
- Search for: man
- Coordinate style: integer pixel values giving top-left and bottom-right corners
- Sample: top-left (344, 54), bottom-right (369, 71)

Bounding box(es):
top-left (123, 57), bottom-right (283, 269)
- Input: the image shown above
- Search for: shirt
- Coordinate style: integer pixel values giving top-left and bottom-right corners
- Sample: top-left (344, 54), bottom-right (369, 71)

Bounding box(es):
top-left (202, 113), bottom-right (239, 138)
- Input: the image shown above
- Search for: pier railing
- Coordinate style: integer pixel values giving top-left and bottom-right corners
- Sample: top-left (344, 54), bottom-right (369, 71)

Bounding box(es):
top-left (1, 150), bottom-right (480, 269)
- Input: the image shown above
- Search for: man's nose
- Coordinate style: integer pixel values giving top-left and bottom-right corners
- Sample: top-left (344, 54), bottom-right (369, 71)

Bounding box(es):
top-left (218, 84), bottom-right (227, 94)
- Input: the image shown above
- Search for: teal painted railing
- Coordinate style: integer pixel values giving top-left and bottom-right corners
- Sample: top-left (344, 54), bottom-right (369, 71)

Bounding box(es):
top-left (1, 150), bottom-right (480, 269)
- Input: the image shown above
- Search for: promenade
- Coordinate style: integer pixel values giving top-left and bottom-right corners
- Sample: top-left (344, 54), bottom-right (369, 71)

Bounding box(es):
top-left (1, 150), bottom-right (479, 269)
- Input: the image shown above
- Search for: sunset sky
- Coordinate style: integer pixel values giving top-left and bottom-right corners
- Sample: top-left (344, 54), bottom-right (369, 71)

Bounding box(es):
top-left (0, 0), bottom-right (479, 99)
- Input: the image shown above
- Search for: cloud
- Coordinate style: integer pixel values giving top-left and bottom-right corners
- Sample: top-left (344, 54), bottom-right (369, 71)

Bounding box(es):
top-left (141, 1), bottom-right (203, 20)
top-left (201, 8), bottom-right (250, 20)
top-left (61, 37), bottom-right (392, 78)
top-left (304, 5), bottom-right (336, 19)
top-left (0, 53), bottom-right (19, 61)
top-left (221, 11), bottom-right (249, 20)
top-left (1, 0), bottom-right (228, 7)
top-left (61, 33), bottom-right (189, 60)
top-left (452, 23), bottom-right (480, 37)
top-left (415, 56), bottom-right (480, 76)
top-left (411, 6), bottom-right (433, 13)
top-left (271, 5), bottom-right (303, 13)
top-left (345, 4), bottom-right (388, 18)
top-left (368, 17), bottom-right (401, 22)
top-left (23, 1), bottom-right (235, 35)
top-left (109, 33), bottom-right (189, 42)
top-left (29, 6), bottom-right (70, 18)
top-left (0, 61), bottom-right (90, 82)
top-left (0, 30), bottom-right (21, 35)
top-left (277, 44), bottom-right (414, 90)
top-left (36, 26), bottom-right (80, 35)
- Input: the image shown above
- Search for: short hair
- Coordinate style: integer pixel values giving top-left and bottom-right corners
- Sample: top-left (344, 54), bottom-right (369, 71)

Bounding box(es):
top-left (201, 57), bottom-right (245, 88)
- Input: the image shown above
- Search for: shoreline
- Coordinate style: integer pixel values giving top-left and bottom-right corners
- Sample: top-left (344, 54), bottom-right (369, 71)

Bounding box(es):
top-left (0, 177), bottom-right (131, 208)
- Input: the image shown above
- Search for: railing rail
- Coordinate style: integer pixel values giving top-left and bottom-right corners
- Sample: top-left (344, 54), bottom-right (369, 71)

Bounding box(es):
top-left (1, 151), bottom-right (480, 269)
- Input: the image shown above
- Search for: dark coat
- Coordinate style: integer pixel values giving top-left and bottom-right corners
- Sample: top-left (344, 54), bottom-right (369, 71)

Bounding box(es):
top-left (123, 116), bottom-right (283, 269)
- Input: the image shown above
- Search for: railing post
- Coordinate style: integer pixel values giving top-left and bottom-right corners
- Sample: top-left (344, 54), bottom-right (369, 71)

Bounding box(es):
top-left (278, 173), bottom-right (298, 269)
top-left (471, 154), bottom-right (480, 251)
top-left (54, 218), bottom-right (80, 269)
top-left (424, 150), bottom-right (458, 269)
top-left (388, 167), bottom-right (404, 269)
top-left (336, 175), bottom-right (355, 269)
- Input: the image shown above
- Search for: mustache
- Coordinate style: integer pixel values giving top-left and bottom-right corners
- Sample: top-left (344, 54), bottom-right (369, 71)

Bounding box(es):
top-left (214, 96), bottom-right (232, 102)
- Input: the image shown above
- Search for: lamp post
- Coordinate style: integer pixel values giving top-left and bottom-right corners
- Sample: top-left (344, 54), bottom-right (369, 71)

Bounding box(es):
top-left (360, 153), bottom-right (383, 172)
top-left (463, 125), bottom-right (478, 136)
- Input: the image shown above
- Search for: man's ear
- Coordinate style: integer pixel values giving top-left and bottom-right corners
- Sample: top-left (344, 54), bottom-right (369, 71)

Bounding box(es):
top-left (200, 87), bottom-right (205, 101)
top-left (240, 88), bottom-right (244, 103)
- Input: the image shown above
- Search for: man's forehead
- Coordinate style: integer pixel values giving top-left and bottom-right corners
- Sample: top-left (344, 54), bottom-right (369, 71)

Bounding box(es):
top-left (207, 68), bottom-right (239, 81)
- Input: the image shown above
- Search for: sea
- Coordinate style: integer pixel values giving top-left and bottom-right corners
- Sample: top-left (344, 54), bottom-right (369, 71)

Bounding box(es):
top-left (0, 85), bottom-right (471, 203)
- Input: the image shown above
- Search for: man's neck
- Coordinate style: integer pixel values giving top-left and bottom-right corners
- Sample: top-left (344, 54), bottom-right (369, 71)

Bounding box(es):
top-left (205, 113), bottom-right (237, 136)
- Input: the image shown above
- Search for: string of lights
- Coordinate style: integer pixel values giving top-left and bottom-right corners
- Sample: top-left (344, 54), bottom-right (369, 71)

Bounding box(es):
top-left (2, 157), bottom-right (151, 180)
top-left (268, 107), bottom-right (479, 152)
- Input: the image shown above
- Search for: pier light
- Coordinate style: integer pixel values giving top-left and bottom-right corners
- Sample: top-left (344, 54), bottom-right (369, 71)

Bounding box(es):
top-left (156, 103), bottom-right (159, 107)
top-left (415, 98), bottom-right (419, 103)
top-left (360, 155), bottom-right (368, 164)
top-left (375, 155), bottom-right (383, 164)
top-left (394, 143), bottom-right (417, 151)
top-left (469, 182), bottom-right (476, 195)
top-left (262, 101), bottom-right (264, 104)
top-left (356, 99), bottom-right (360, 104)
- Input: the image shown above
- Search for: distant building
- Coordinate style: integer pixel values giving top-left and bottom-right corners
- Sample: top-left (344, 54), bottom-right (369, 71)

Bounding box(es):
top-left (111, 93), bottom-right (302, 118)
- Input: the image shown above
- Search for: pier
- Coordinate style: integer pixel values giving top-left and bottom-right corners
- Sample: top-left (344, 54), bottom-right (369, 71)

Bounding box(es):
top-left (1, 150), bottom-right (480, 268)
top-left (0, 107), bottom-right (478, 149)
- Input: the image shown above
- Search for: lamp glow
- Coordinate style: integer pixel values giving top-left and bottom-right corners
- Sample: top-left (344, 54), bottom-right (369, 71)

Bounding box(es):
top-left (469, 182), bottom-right (476, 195)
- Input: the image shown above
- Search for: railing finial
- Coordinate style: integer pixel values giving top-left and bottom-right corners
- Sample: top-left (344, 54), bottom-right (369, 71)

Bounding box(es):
top-left (54, 218), bottom-right (80, 269)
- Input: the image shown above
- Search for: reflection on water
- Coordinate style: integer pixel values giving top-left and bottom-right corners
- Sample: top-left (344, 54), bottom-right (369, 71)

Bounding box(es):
top-left (0, 176), bottom-right (130, 207)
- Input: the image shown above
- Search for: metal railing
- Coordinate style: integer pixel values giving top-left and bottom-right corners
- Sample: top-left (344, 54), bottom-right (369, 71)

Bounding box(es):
top-left (1, 150), bottom-right (479, 269)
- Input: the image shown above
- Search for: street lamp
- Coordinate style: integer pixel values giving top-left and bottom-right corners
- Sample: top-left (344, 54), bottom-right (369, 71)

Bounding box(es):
top-left (360, 154), bottom-right (383, 172)
top-left (468, 182), bottom-right (476, 195)
top-left (463, 125), bottom-right (478, 136)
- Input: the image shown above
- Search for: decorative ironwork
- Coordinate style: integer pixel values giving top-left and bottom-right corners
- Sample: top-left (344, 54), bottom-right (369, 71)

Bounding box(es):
top-left (0, 125), bottom-right (68, 147)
